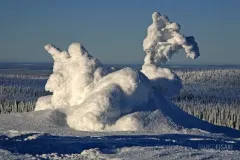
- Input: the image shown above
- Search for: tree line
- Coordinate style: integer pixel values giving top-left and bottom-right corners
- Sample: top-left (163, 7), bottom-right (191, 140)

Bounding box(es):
top-left (171, 68), bottom-right (240, 130)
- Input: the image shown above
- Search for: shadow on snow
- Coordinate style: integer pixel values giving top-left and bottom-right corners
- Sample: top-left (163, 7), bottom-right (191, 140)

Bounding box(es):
top-left (0, 133), bottom-right (239, 155)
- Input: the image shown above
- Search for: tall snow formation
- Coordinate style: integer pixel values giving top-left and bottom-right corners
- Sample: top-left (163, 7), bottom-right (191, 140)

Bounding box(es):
top-left (143, 12), bottom-right (200, 66)
top-left (36, 43), bottom-right (109, 110)
top-left (35, 12), bottom-right (200, 131)
top-left (142, 12), bottom-right (200, 97)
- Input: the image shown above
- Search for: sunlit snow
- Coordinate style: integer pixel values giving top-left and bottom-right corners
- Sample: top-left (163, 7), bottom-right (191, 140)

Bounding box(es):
top-left (35, 12), bottom-right (200, 132)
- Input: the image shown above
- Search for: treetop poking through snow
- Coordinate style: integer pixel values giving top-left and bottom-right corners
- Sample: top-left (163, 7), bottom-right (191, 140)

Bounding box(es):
top-left (143, 12), bottom-right (200, 66)
top-left (35, 12), bottom-right (200, 131)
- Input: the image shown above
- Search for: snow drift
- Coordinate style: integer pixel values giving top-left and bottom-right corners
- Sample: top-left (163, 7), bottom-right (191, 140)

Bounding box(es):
top-left (35, 12), bottom-right (200, 131)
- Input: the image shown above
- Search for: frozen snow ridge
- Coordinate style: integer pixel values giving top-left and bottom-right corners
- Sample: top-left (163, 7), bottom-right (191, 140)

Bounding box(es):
top-left (35, 12), bottom-right (200, 132)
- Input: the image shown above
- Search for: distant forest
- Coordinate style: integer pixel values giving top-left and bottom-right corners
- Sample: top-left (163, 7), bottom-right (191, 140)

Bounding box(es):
top-left (172, 69), bottom-right (240, 129)
top-left (0, 68), bottom-right (240, 130)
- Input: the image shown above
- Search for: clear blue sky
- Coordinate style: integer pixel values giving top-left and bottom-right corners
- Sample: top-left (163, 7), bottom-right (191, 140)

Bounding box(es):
top-left (0, 0), bottom-right (240, 65)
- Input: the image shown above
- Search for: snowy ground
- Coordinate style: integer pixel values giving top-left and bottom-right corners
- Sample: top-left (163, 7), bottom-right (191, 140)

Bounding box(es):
top-left (0, 109), bottom-right (239, 159)
top-left (1, 140), bottom-right (240, 160)
top-left (1, 69), bottom-right (240, 159)
top-left (1, 67), bottom-right (240, 160)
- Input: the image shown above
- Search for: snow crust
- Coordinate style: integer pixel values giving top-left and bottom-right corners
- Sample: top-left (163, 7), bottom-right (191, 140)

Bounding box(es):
top-left (35, 12), bottom-right (200, 131)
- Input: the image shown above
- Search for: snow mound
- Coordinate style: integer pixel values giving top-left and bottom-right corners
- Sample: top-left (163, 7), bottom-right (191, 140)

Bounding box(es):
top-left (35, 12), bottom-right (200, 131)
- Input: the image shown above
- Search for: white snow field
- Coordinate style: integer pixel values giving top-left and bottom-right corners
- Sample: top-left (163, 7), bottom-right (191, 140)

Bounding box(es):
top-left (0, 12), bottom-right (240, 159)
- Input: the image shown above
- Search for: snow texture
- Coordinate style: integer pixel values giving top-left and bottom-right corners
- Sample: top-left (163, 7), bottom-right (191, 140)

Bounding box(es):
top-left (1, 135), bottom-right (240, 160)
top-left (141, 12), bottom-right (200, 97)
top-left (35, 12), bottom-right (201, 132)
top-left (143, 12), bottom-right (200, 66)
top-left (1, 131), bottom-right (240, 160)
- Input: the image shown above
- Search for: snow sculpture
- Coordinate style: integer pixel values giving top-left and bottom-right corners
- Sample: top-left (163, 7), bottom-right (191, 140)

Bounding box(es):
top-left (35, 12), bottom-right (200, 131)
top-left (142, 12), bottom-right (200, 97)
top-left (35, 43), bottom-right (109, 110)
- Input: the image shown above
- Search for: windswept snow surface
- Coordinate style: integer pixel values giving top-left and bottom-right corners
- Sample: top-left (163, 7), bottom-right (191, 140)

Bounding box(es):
top-left (1, 12), bottom-right (240, 159)
top-left (0, 109), bottom-right (240, 159)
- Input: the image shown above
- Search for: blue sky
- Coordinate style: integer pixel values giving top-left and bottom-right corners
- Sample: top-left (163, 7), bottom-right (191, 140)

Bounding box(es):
top-left (0, 0), bottom-right (240, 64)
